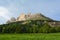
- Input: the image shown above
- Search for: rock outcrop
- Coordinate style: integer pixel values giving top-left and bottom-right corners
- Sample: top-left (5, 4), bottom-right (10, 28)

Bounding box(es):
top-left (16, 13), bottom-right (53, 21)
top-left (6, 13), bottom-right (60, 27)
top-left (7, 13), bottom-right (53, 23)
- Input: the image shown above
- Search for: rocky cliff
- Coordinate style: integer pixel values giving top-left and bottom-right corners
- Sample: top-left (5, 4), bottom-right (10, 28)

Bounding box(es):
top-left (7, 13), bottom-right (54, 23)
top-left (16, 13), bottom-right (53, 21)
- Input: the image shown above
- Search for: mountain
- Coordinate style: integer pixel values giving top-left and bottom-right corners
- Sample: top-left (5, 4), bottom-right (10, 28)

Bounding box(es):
top-left (0, 13), bottom-right (60, 33)
top-left (28, 13), bottom-right (53, 21)
top-left (16, 13), bottom-right (54, 21)
top-left (6, 13), bottom-right (55, 24)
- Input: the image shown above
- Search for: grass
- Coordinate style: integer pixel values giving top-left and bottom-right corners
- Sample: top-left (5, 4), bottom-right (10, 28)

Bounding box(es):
top-left (0, 33), bottom-right (60, 40)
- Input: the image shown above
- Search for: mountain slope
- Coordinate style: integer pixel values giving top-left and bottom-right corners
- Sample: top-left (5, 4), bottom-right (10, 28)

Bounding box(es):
top-left (28, 13), bottom-right (53, 21)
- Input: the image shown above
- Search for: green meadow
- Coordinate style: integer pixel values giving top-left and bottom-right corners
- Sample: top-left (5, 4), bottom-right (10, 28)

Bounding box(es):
top-left (0, 33), bottom-right (60, 40)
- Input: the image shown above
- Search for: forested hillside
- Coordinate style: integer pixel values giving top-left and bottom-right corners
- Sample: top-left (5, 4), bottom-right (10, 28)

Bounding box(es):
top-left (0, 20), bottom-right (60, 33)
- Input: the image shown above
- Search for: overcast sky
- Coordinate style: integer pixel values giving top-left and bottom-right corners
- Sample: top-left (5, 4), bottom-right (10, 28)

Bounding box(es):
top-left (0, 0), bottom-right (60, 24)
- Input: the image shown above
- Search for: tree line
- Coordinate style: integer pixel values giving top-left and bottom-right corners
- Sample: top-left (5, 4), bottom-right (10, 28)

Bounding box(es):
top-left (0, 20), bottom-right (60, 33)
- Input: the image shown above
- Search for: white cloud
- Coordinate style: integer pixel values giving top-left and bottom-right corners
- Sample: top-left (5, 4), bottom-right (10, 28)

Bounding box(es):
top-left (0, 6), bottom-right (11, 24)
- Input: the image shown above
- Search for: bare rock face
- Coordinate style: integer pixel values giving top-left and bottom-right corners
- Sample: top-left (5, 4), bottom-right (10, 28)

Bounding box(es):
top-left (6, 20), bottom-right (11, 24)
top-left (6, 17), bottom-right (16, 23)
top-left (10, 17), bottom-right (16, 22)
top-left (6, 13), bottom-right (60, 27)
top-left (16, 13), bottom-right (53, 21)
top-left (6, 13), bottom-right (53, 23)
top-left (16, 13), bottom-right (26, 21)
top-left (16, 13), bottom-right (32, 21)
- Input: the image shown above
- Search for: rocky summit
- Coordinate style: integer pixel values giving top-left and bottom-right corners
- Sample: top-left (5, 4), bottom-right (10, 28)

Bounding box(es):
top-left (6, 13), bottom-right (60, 27)
top-left (16, 13), bottom-right (53, 21)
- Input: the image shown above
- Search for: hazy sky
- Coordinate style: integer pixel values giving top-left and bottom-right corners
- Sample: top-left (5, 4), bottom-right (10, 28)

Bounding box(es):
top-left (0, 0), bottom-right (60, 24)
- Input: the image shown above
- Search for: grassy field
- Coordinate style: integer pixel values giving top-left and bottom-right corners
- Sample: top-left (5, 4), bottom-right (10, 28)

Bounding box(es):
top-left (0, 33), bottom-right (60, 40)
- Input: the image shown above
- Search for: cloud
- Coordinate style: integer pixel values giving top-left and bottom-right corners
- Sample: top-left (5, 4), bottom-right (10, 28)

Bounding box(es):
top-left (0, 0), bottom-right (26, 24)
top-left (0, 7), bottom-right (10, 19)
top-left (0, 6), bottom-right (12, 24)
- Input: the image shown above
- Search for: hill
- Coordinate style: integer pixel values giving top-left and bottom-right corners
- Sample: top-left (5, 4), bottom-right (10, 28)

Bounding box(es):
top-left (0, 13), bottom-right (60, 33)
top-left (0, 20), bottom-right (60, 33)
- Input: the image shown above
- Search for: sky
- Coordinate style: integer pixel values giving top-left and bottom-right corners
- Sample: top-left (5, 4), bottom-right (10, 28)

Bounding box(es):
top-left (0, 0), bottom-right (60, 24)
